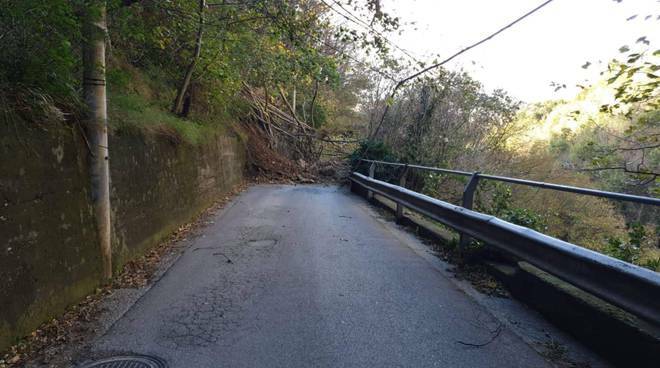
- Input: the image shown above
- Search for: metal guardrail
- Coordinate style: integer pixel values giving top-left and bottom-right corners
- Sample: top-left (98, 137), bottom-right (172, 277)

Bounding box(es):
top-left (360, 159), bottom-right (660, 206)
top-left (350, 163), bottom-right (660, 326)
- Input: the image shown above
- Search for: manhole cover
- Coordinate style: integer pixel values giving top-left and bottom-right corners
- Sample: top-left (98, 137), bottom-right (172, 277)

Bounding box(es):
top-left (82, 355), bottom-right (167, 368)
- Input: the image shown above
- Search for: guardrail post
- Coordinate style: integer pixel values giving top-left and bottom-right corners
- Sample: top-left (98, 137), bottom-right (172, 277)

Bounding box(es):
top-left (367, 162), bottom-right (376, 200)
top-left (459, 172), bottom-right (480, 249)
top-left (396, 165), bottom-right (409, 221)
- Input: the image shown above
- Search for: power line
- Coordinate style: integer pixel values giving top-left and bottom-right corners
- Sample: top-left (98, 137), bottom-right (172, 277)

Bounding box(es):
top-left (323, 0), bottom-right (422, 65)
top-left (202, 2), bottom-right (398, 81)
top-left (368, 0), bottom-right (557, 141)
top-left (329, 0), bottom-right (423, 65)
top-left (318, 0), bottom-right (423, 66)
top-left (396, 0), bottom-right (555, 90)
top-left (307, 32), bottom-right (398, 81)
top-left (147, 0), bottom-right (397, 80)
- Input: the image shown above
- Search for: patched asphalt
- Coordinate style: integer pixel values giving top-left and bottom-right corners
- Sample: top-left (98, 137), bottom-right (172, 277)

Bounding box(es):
top-left (89, 185), bottom-right (554, 367)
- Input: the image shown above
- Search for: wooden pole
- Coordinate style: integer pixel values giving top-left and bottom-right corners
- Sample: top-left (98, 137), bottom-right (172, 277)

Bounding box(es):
top-left (83, 0), bottom-right (112, 280)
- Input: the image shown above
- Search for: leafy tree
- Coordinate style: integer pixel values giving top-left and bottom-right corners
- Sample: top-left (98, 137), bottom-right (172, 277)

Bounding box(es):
top-left (372, 70), bottom-right (520, 172)
top-left (605, 222), bottom-right (646, 264)
top-left (0, 0), bottom-right (82, 119)
top-left (579, 49), bottom-right (660, 183)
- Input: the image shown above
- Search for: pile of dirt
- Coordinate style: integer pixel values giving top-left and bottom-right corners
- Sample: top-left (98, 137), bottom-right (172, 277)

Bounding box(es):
top-left (243, 124), bottom-right (317, 183)
top-left (241, 123), bottom-right (353, 185)
top-left (315, 159), bottom-right (351, 182)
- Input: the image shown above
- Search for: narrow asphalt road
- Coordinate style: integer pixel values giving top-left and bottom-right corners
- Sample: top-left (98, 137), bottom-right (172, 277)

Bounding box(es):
top-left (90, 185), bottom-right (553, 367)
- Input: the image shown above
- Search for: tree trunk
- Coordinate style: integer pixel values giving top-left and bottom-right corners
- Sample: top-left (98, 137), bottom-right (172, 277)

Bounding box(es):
top-left (172, 0), bottom-right (205, 116)
top-left (83, 1), bottom-right (112, 280)
top-left (310, 79), bottom-right (319, 127)
top-left (291, 86), bottom-right (296, 117)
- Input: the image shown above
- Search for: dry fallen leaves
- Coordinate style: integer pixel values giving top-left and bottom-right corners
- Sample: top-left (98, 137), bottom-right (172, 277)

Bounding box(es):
top-left (0, 182), bottom-right (249, 368)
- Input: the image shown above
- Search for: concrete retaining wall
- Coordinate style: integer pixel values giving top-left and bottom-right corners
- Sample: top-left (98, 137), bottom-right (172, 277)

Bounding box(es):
top-left (0, 123), bottom-right (245, 350)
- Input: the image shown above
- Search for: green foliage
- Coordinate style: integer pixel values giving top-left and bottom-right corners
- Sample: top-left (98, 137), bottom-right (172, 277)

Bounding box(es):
top-left (511, 52), bottom-right (659, 247)
top-left (419, 172), bottom-right (465, 204)
top-left (2, 0), bottom-right (389, 139)
top-left (0, 0), bottom-right (81, 102)
top-left (502, 208), bottom-right (547, 231)
top-left (516, 48), bottom-right (659, 191)
top-left (600, 51), bottom-right (659, 116)
top-left (548, 128), bottom-right (574, 155)
top-left (350, 140), bottom-right (395, 164)
top-left (483, 183), bottom-right (547, 232)
top-left (349, 140), bottom-right (396, 174)
top-left (643, 257), bottom-right (660, 272)
top-left (310, 104), bottom-right (328, 128)
top-left (376, 70), bottom-right (520, 168)
top-left (109, 92), bottom-right (217, 145)
top-left (605, 223), bottom-right (646, 264)
top-left (106, 68), bottom-right (132, 90)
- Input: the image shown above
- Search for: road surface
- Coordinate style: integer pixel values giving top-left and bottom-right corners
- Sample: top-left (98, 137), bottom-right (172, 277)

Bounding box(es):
top-left (89, 185), bottom-right (554, 367)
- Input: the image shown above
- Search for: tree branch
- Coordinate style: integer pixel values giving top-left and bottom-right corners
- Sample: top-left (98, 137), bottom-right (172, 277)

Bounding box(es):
top-left (577, 166), bottom-right (659, 177)
top-left (368, 0), bottom-right (556, 141)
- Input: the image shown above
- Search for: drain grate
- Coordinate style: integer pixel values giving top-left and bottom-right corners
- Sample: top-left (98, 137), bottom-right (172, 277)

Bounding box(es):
top-left (82, 355), bottom-right (167, 368)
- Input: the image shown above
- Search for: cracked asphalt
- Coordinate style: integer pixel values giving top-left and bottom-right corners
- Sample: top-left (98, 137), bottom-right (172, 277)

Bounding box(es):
top-left (88, 185), bottom-right (554, 367)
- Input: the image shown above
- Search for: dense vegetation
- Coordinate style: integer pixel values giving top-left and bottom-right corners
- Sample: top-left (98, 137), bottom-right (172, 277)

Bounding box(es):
top-left (359, 49), bottom-right (659, 269)
top-left (0, 0), bottom-right (391, 146)
top-left (1, 1), bottom-right (658, 269)
top-left (0, 0), bottom-right (399, 281)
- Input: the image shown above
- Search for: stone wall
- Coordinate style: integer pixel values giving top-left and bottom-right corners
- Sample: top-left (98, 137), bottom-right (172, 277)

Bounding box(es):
top-left (0, 123), bottom-right (245, 350)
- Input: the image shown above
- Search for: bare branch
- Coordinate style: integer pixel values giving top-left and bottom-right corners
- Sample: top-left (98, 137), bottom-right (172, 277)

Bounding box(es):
top-left (577, 166), bottom-right (660, 177)
top-left (367, 0), bottom-right (555, 141)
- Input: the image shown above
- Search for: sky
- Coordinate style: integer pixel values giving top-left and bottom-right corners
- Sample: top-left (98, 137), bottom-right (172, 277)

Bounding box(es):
top-left (359, 0), bottom-right (659, 102)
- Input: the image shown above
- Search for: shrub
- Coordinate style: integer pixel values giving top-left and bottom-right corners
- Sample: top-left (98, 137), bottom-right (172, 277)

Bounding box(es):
top-left (349, 140), bottom-right (396, 174)
top-left (605, 222), bottom-right (646, 264)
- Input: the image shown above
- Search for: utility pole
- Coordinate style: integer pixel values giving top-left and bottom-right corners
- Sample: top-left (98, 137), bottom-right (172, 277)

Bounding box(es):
top-left (83, 0), bottom-right (112, 280)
